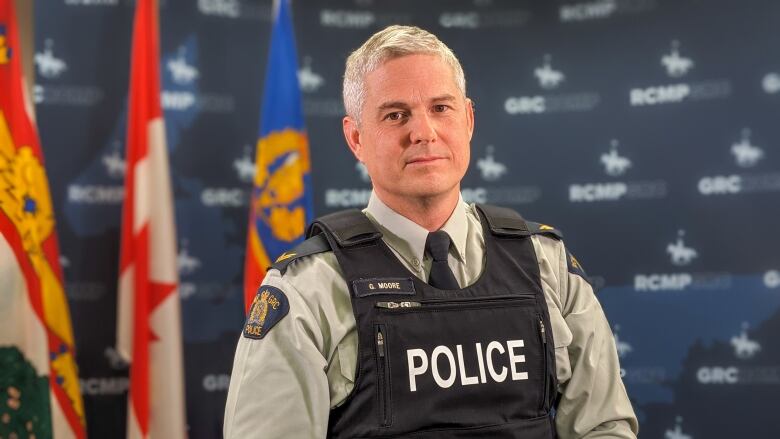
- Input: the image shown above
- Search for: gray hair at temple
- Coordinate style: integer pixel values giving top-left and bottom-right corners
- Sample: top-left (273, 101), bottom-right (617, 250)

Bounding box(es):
top-left (342, 25), bottom-right (467, 123)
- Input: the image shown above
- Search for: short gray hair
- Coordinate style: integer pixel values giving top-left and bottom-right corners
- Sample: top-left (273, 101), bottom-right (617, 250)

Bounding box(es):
top-left (343, 25), bottom-right (467, 122)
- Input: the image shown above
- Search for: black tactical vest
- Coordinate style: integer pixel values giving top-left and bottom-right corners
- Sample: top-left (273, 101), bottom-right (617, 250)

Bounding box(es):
top-left (307, 205), bottom-right (558, 439)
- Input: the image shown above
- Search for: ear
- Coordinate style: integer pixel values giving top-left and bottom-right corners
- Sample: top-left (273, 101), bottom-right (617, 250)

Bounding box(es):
top-left (342, 116), bottom-right (363, 161)
top-left (465, 97), bottom-right (475, 139)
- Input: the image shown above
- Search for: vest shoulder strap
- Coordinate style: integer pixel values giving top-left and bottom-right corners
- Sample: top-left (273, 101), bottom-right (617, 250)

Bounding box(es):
top-left (526, 221), bottom-right (564, 240)
top-left (271, 233), bottom-right (331, 275)
top-left (476, 203), bottom-right (565, 240)
top-left (306, 209), bottom-right (382, 248)
top-left (475, 204), bottom-right (531, 237)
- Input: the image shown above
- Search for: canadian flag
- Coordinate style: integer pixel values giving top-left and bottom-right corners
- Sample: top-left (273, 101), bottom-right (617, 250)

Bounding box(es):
top-left (116, 0), bottom-right (187, 438)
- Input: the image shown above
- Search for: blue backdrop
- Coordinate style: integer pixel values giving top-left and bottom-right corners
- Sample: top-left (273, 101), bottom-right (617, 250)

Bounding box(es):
top-left (35, 0), bottom-right (780, 437)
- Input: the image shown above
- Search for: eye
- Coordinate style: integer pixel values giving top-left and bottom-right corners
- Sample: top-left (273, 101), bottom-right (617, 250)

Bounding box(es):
top-left (383, 111), bottom-right (406, 121)
top-left (433, 104), bottom-right (450, 113)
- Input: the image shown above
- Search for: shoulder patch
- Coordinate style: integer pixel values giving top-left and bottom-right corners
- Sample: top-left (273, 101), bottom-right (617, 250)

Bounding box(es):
top-left (243, 286), bottom-right (290, 340)
top-left (566, 250), bottom-right (589, 282)
top-left (270, 233), bottom-right (331, 275)
top-left (526, 221), bottom-right (564, 240)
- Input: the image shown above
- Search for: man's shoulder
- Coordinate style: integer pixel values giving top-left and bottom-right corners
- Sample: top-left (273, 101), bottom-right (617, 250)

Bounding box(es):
top-left (245, 238), bottom-right (343, 342)
top-left (263, 235), bottom-right (344, 305)
top-left (468, 202), bottom-right (565, 241)
top-left (522, 219), bottom-right (590, 283)
top-left (525, 220), bottom-right (564, 241)
top-left (270, 233), bottom-right (334, 276)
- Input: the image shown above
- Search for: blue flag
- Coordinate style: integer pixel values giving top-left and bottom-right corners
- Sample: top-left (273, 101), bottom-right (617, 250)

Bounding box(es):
top-left (244, 0), bottom-right (313, 310)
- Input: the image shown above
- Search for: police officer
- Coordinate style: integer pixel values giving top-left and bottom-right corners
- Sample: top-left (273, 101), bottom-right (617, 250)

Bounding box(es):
top-left (224, 25), bottom-right (638, 438)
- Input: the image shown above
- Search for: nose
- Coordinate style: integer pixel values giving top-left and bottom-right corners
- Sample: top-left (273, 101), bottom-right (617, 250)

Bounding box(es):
top-left (409, 112), bottom-right (437, 144)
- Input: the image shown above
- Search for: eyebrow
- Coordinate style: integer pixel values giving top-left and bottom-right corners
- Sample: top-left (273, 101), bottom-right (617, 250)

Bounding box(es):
top-left (375, 94), bottom-right (459, 114)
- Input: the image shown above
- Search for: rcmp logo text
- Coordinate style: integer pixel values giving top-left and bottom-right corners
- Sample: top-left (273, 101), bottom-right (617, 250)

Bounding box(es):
top-left (558, 0), bottom-right (656, 23)
top-left (79, 377), bottom-right (129, 396)
top-left (438, 9), bottom-right (530, 29)
top-left (634, 229), bottom-right (731, 292)
top-left (198, 0), bottom-right (240, 18)
top-left (34, 84), bottom-right (104, 107)
top-left (203, 374), bottom-right (231, 392)
top-left (320, 10), bottom-right (374, 28)
top-left (697, 128), bottom-right (780, 196)
top-left (201, 187), bottom-right (249, 207)
top-left (460, 186), bottom-right (542, 205)
top-left (569, 139), bottom-right (666, 202)
top-left (466, 144), bottom-right (541, 205)
top-left (325, 188), bottom-right (372, 208)
top-left (506, 54), bottom-right (600, 115)
top-left (695, 323), bottom-right (780, 386)
top-left (629, 40), bottom-right (731, 107)
top-left (559, 0), bottom-right (617, 22)
top-left (68, 184), bottom-right (124, 204)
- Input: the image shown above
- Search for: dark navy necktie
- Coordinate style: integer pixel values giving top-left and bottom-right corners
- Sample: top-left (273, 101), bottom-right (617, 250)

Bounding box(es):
top-left (424, 230), bottom-right (460, 290)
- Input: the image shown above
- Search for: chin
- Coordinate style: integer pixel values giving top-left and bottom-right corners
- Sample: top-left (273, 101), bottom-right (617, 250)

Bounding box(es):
top-left (401, 178), bottom-right (459, 199)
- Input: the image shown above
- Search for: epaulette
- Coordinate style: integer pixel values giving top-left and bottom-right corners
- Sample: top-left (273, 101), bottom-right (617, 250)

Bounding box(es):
top-left (566, 250), bottom-right (589, 282)
top-left (270, 233), bottom-right (332, 275)
top-left (526, 221), bottom-right (564, 240)
top-left (527, 222), bottom-right (589, 283)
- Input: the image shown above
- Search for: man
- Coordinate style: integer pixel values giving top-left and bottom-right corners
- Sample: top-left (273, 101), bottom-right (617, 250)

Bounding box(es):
top-left (224, 25), bottom-right (638, 438)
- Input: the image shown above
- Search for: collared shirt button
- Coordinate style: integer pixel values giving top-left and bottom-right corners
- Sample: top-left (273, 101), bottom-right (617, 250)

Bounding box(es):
top-left (411, 257), bottom-right (420, 267)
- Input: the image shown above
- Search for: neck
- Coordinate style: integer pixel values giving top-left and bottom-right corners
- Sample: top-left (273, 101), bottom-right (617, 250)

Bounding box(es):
top-left (374, 187), bottom-right (460, 232)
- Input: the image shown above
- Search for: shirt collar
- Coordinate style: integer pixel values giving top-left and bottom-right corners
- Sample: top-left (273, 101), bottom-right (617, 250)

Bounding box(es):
top-left (364, 191), bottom-right (469, 264)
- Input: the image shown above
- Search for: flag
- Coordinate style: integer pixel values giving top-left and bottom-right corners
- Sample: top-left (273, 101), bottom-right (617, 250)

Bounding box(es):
top-left (0, 1), bottom-right (86, 438)
top-left (115, 0), bottom-right (186, 438)
top-left (243, 0), bottom-right (313, 311)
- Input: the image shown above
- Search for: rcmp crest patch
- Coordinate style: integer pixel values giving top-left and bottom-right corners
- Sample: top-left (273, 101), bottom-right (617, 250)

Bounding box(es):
top-left (243, 285), bottom-right (289, 340)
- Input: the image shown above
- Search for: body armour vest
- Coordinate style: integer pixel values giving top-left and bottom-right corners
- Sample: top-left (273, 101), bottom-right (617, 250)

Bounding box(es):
top-left (307, 204), bottom-right (558, 439)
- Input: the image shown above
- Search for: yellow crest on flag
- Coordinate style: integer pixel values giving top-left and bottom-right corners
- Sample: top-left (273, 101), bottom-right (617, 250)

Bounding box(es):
top-left (0, 112), bottom-right (85, 422)
top-left (0, 30), bottom-right (9, 64)
top-left (253, 129), bottom-right (311, 242)
top-left (0, 113), bottom-right (55, 260)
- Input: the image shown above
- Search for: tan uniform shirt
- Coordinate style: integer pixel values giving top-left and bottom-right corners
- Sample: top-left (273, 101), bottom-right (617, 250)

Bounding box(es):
top-left (224, 193), bottom-right (639, 438)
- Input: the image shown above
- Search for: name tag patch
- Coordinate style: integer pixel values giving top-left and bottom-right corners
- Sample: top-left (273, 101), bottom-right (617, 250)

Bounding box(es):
top-left (353, 278), bottom-right (416, 297)
top-left (243, 285), bottom-right (289, 340)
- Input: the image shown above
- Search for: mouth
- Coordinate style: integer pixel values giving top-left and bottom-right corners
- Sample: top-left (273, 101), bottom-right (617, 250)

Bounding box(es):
top-left (406, 156), bottom-right (446, 166)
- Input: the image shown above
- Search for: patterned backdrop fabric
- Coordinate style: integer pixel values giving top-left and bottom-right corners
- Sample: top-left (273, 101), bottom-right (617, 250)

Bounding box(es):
top-left (35, 0), bottom-right (779, 437)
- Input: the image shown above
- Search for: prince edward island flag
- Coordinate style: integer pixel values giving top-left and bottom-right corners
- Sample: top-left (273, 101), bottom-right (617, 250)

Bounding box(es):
top-left (243, 0), bottom-right (313, 311)
top-left (0, 1), bottom-right (86, 438)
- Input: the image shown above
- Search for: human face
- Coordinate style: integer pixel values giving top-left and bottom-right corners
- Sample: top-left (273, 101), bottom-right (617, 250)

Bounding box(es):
top-left (343, 54), bottom-right (474, 207)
